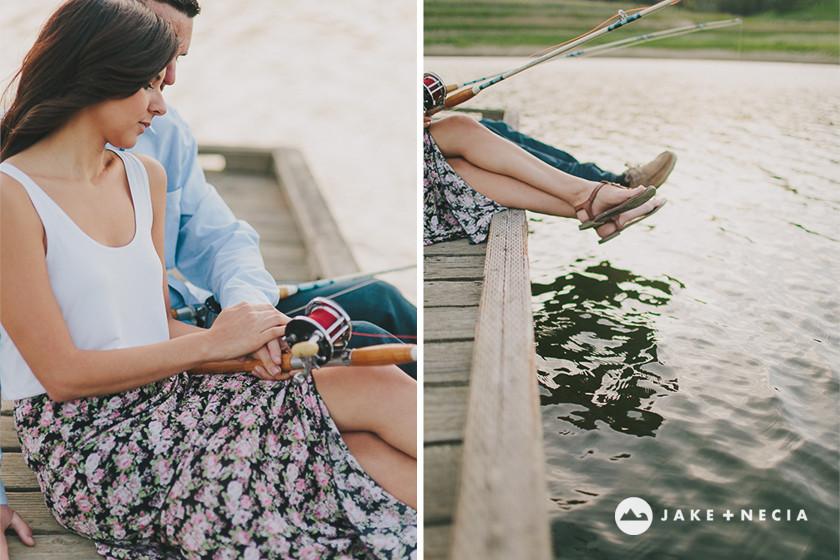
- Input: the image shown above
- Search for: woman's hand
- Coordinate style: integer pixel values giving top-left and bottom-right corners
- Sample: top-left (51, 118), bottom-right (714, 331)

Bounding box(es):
top-left (206, 303), bottom-right (287, 362)
top-left (249, 335), bottom-right (294, 381)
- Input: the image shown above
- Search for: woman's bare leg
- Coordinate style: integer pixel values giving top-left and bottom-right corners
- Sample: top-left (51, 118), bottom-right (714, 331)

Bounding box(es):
top-left (430, 115), bottom-right (648, 219)
top-left (342, 431), bottom-right (417, 508)
top-left (448, 157), bottom-right (575, 216)
top-left (448, 157), bottom-right (626, 239)
top-left (312, 365), bottom-right (416, 459)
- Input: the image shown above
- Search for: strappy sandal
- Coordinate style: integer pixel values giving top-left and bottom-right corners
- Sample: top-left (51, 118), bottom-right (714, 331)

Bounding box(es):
top-left (576, 181), bottom-right (656, 230)
top-left (598, 199), bottom-right (668, 244)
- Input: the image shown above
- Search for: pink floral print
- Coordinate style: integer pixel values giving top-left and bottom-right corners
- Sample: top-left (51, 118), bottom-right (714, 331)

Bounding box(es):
top-left (423, 129), bottom-right (506, 245)
top-left (15, 372), bottom-right (416, 559)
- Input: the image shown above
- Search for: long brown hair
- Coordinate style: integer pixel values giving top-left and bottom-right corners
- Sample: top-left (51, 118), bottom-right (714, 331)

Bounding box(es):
top-left (0, 0), bottom-right (179, 161)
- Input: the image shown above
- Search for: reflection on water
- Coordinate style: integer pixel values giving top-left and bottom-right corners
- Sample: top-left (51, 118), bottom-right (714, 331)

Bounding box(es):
top-left (534, 260), bottom-right (681, 438)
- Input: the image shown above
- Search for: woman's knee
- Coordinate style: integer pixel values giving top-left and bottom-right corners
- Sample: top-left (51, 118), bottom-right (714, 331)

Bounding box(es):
top-left (438, 113), bottom-right (482, 135)
top-left (431, 114), bottom-right (484, 150)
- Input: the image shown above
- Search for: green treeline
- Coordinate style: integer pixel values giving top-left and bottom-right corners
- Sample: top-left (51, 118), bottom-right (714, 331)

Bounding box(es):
top-left (425, 0), bottom-right (840, 62)
top-left (651, 0), bottom-right (826, 16)
top-left (548, 0), bottom-right (838, 17)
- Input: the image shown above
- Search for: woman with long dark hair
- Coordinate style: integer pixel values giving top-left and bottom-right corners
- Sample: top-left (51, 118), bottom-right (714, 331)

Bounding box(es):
top-left (0, 1), bottom-right (416, 557)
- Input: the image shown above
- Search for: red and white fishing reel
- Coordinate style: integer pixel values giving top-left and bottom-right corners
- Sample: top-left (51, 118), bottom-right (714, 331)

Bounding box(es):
top-left (186, 296), bottom-right (417, 379)
top-left (284, 297), bottom-right (352, 381)
top-left (423, 72), bottom-right (447, 114)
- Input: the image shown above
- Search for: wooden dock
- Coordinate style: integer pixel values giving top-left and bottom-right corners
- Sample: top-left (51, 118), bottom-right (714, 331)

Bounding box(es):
top-left (423, 108), bottom-right (551, 559)
top-left (1, 145), bottom-right (358, 558)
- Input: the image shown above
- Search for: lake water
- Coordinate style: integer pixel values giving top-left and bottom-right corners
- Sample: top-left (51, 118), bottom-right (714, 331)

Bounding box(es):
top-left (0, 0), bottom-right (418, 301)
top-left (426, 57), bottom-right (839, 559)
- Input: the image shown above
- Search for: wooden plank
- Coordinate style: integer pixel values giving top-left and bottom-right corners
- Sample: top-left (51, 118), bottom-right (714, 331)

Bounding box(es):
top-left (423, 524), bottom-right (452, 560)
top-left (0, 452), bottom-right (37, 490)
top-left (423, 443), bottom-right (462, 524)
top-left (423, 238), bottom-right (486, 257)
top-left (1, 414), bottom-right (20, 452)
top-left (7, 534), bottom-right (100, 559)
top-left (4, 492), bottom-right (67, 534)
top-left (450, 210), bottom-right (551, 560)
top-left (272, 147), bottom-right (359, 279)
top-left (424, 524), bottom-right (453, 560)
top-left (423, 386), bottom-right (469, 444)
top-left (198, 145), bottom-right (274, 175)
top-left (423, 342), bottom-right (472, 385)
top-left (423, 307), bottom-right (479, 342)
top-left (423, 256), bottom-right (485, 281)
top-left (424, 281), bottom-right (483, 308)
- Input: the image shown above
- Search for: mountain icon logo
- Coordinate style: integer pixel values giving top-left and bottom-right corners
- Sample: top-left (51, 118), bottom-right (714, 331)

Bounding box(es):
top-left (615, 497), bottom-right (653, 535)
top-left (620, 508), bottom-right (649, 522)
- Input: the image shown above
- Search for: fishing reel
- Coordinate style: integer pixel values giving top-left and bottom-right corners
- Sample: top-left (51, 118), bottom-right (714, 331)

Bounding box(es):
top-left (284, 297), bottom-right (352, 383)
top-left (423, 72), bottom-right (447, 114)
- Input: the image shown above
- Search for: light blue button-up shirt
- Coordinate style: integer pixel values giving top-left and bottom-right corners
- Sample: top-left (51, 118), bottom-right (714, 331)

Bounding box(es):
top-left (127, 105), bottom-right (280, 310)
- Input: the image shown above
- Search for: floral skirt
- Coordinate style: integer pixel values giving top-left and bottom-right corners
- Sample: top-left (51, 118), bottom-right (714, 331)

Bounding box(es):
top-left (423, 129), bottom-right (506, 246)
top-left (14, 373), bottom-right (416, 560)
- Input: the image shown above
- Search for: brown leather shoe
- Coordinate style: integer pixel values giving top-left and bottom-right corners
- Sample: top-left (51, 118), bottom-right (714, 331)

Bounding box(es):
top-left (624, 151), bottom-right (677, 189)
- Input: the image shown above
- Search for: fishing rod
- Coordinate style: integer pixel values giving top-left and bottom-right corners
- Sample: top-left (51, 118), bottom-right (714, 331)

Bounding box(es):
top-left (563, 18), bottom-right (742, 58)
top-left (188, 343), bottom-right (417, 378)
top-left (440, 17), bottom-right (741, 92)
top-left (170, 263), bottom-right (417, 327)
top-left (426, 0), bottom-right (682, 114)
top-left (277, 263), bottom-right (416, 298)
top-left (187, 297), bottom-right (417, 382)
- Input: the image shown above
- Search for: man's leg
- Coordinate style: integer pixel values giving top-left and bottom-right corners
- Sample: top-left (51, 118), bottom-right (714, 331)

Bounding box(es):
top-left (480, 119), bottom-right (620, 183)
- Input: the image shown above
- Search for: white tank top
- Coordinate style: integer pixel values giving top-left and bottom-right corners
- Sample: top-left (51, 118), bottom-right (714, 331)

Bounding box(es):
top-left (0, 151), bottom-right (170, 400)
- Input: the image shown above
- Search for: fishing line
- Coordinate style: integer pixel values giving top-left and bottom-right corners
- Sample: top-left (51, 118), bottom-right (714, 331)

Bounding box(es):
top-left (283, 277), bottom-right (380, 316)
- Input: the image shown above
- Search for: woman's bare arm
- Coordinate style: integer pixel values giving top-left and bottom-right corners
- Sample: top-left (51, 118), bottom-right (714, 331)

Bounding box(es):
top-left (0, 164), bottom-right (285, 402)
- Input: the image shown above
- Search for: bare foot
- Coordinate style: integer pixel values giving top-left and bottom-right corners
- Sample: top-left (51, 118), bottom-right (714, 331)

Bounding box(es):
top-left (594, 198), bottom-right (667, 243)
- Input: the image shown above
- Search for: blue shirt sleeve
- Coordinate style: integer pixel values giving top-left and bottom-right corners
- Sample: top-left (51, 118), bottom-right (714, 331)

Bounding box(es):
top-left (130, 106), bottom-right (280, 309)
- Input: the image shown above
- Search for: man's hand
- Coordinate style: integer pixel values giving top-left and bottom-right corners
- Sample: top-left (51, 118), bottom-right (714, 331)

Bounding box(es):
top-left (1, 504), bottom-right (35, 559)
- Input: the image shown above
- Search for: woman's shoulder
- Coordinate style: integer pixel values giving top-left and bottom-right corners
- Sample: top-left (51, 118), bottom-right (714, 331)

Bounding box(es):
top-left (0, 161), bottom-right (31, 201)
top-left (0, 167), bottom-right (43, 236)
top-left (131, 153), bottom-right (166, 192)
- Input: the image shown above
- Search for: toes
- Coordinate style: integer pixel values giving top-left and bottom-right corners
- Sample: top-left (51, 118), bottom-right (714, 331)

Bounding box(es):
top-left (593, 183), bottom-right (644, 216)
top-left (594, 217), bottom-right (619, 239)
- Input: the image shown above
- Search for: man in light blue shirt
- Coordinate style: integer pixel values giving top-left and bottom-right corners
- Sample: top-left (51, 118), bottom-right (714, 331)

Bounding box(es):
top-left (131, 0), bottom-right (416, 377)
